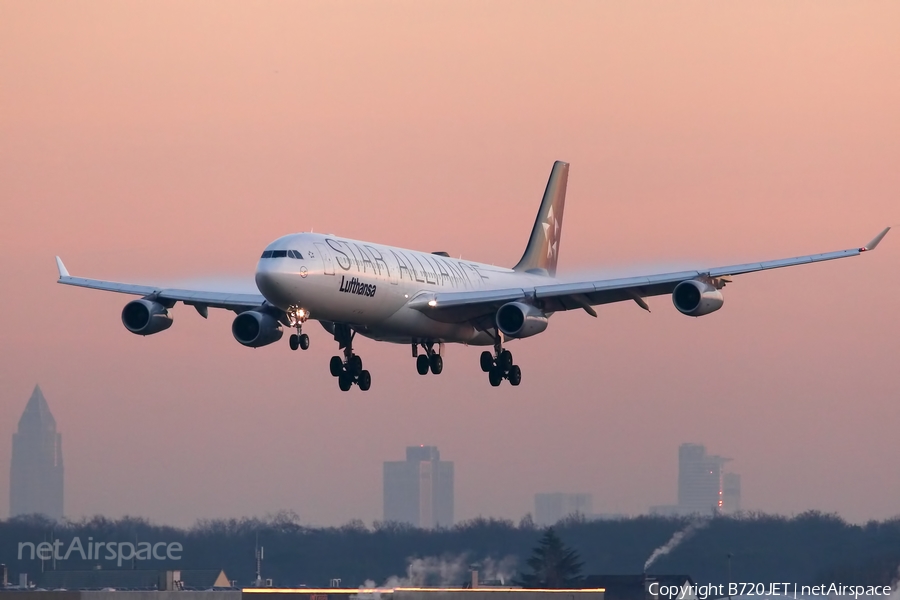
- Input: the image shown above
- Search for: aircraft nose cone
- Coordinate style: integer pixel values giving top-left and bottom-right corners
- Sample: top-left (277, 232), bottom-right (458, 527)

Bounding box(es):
top-left (255, 262), bottom-right (292, 305)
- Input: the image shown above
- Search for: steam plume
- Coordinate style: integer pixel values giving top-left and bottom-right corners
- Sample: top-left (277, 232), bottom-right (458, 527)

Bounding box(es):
top-left (644, 520), bottom-right (709, 572)
top-left (361, 553), bottom-right (517, 589)
top-left (889, 565), bottom-right (900, 600)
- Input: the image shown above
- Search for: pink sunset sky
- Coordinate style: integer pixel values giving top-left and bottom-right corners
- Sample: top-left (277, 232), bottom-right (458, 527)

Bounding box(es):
top-left (1, 1), bottom-right (898, 527)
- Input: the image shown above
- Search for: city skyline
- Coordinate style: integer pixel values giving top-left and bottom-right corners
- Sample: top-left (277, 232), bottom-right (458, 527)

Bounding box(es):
top-left (1, 2), bottom-right (898, 527)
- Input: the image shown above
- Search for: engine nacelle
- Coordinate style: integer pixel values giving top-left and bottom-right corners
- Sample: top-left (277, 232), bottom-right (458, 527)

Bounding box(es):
top-left (121, 299), bottom-right (173, 335)
top-left (232, 311), bottom-right (283, 348)
top-left (672, 280), bottom-right (724, 317)
top-left (496, 302), bottom-right (549, 339)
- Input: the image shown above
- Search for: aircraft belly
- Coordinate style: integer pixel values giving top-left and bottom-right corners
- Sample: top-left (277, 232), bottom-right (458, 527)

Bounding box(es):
top-left (305, 276), bottom-right (486, 344)
top-left (357, 306), bottom-right (485, 344)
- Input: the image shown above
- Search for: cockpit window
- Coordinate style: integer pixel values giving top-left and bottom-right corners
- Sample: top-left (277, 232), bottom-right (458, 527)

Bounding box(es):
top-left (261, 249), bottom-right (303, 259)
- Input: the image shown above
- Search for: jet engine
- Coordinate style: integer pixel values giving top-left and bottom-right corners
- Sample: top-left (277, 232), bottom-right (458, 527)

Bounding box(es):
top-left (121, 299), bottom-right (173, 335)
top-left (496, 302), bottom-right (548, 339)
top-left (672, 280), bottom-right (724, 317)
top-left (232, 311), bottom-right (283, 348)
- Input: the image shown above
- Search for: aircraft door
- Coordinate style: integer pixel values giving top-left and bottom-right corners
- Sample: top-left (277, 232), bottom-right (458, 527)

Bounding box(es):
top-left (313, 243), bottom-right (335, 275)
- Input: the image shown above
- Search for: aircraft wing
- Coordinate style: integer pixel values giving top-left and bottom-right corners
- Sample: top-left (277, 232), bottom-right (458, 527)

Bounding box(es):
top-left (55, 257), bottom-right (266, 312)
top-left (409, 227), bottom-right (891, 325)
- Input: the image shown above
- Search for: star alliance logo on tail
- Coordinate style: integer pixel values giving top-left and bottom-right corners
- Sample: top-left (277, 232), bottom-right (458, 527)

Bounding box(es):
top-left (339, 276), bottom-right (377, 297)
top-left (542, 205), bottom-right (560, 258)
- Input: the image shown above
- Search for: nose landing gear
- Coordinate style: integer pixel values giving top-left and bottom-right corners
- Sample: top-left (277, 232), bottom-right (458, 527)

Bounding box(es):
top-left (330, 324), bottom-right (371, 391)
top-left (289, 333), bottom-right (309, 351)
top-left (413, 341), bottom-right (443, 375)
top-left (480, 337), bottom-right (521, 387)
top-left (287, 306), bottom-right (310, 351)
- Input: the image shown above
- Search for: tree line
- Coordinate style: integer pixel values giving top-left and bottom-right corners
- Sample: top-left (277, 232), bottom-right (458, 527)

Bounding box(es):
top-left (1, 511), bottom-right (898, 588)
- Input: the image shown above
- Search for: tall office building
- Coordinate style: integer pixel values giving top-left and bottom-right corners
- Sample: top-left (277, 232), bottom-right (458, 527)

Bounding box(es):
top-left (650, 443), bottom-right (741, 516)
top-left (383, 446), bottom-right (453, 528)
top-left (534, 493), bottom-right (593, 526)
top-left (10, 385), bottom-right (64, 519)
top-left (677, 443), bottom-right (729, 515)
top-left (722, 472), bottom-right (741, 513)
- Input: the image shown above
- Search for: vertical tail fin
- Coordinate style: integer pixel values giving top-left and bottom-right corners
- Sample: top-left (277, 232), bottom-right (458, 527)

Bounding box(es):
top-left (513, 161), bottom-right (569, 276)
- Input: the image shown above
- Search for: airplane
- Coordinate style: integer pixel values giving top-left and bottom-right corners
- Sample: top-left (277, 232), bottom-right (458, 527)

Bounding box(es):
top-left (56, 161), bottom-right (890, 391)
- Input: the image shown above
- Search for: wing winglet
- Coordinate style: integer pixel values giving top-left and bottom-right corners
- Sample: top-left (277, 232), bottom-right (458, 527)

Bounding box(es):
top-left (55, 256), bottom-right (70, 278)
top-left (861, 227), bottom-right (890, 252)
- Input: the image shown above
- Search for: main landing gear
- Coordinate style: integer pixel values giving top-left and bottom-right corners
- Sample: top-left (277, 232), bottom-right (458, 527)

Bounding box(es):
top-left (480, 338), bottom-right (521, 387)
top-left (330, 324), bottom-right (371, 392)
top-left (412, 341), bottom-right (443, 375)
top-left (287, 305), bottom-right (310, 351)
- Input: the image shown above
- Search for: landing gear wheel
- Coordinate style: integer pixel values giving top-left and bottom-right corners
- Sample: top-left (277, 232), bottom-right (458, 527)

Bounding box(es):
top-left (508, 365), bottom-right (521, 386)
top-left (358, 370), bottom-right (371, 391)
top-left (331, 325), bottom-right (368, 388)
top-left (429, 354), bottom-right (443, 375)
top-left (330, 356), bottom-right (344, 377)
top-left (416, 354), bottom-right (430, 375)
top-left (498, 350), bottom-right (513, 372)
top-left (489, 367), bottom-right (503, 387)
top-left (298, 333), bottom-right (309, 350)
top-left (480, 351), bottom-right (493, 373)
top-left (289, 334), bottom-right (300, 351)
top-left (338, 373), bottom-right (353, 391)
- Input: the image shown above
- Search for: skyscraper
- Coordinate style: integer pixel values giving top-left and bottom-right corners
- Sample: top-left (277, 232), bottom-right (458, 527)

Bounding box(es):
top-left (650, 443), bottom-right (742, 516)
top-left (534, 493), bottom-right (593, 526)
top-left (722, 472), bottom-right (741, 513)
top-left (10, 385), bottom-right (64, 519)
top-left (677, 443), bottom-right (729, 515)
top-left (383, 445), bottom-right (453, 528)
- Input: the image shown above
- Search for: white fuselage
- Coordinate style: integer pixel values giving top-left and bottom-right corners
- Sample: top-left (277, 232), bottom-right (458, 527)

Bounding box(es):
top-left (254, 233), bottom-right (547, 345)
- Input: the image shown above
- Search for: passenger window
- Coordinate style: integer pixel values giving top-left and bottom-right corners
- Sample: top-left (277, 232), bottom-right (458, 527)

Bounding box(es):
top-left (261, 250), bottom-right (273, 258)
